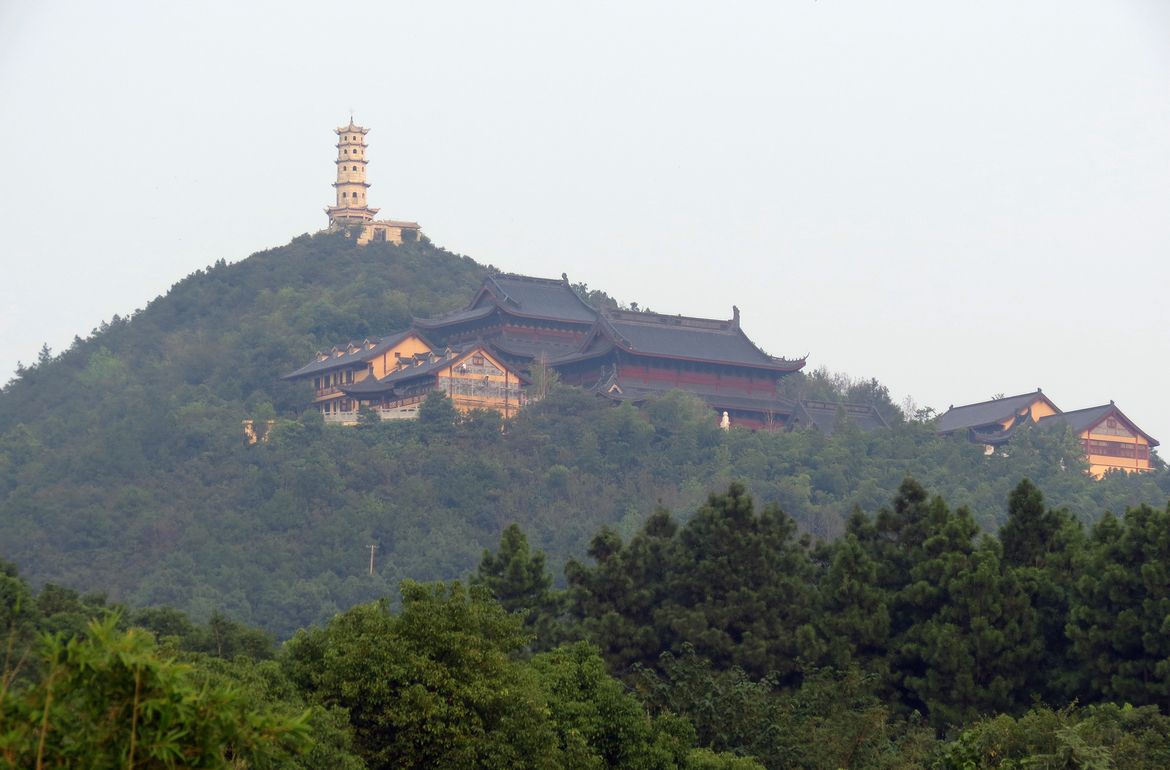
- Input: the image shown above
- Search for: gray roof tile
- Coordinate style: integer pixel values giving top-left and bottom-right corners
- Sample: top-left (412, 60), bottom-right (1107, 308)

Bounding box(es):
top-left (936, 390), bottom-right (1053, 433)
top-left (283, 330), bottom-right (418, 379)
top-left (600, 310), bottom-right (804, 370)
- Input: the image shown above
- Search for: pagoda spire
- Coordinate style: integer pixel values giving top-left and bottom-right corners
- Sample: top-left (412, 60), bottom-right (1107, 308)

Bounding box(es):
top-left (326, 118), bottom-right (379, 226)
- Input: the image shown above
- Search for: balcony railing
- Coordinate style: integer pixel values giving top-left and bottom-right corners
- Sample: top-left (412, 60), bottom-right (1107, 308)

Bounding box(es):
top-left (322, 405), bottom-right (421, 424)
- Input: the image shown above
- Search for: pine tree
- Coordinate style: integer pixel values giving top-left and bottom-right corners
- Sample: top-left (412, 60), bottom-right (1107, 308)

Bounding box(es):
top-left (475, 524), bottom-right (558, 647)
top-left (660, 483), bottom-right (820, 680)
top-left (999, 479), bottom-right (1085, 703)
top-left (1067, 503), bottom-right (1170, 706)
top-left (816, 533), bottom-right (890, 675)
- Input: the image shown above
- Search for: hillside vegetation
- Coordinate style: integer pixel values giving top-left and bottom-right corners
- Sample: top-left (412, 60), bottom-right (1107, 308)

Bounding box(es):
top-left (8, 474), bottom-right (1170, 768)
top-left (1, 234), bottom-right (1168, 636)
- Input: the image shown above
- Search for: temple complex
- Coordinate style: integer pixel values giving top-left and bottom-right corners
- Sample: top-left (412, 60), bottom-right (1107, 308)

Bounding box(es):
top-left (285, 272), bottom-right (812, 429)
top-left (551, 308), bottom-right (804, 430)
top-left (938, 390), bottom-right (1159, 476)
top-left (325, 118), bottom-right (421, 245)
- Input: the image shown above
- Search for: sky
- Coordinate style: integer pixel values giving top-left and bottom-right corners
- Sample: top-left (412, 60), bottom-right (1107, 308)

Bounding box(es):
top-left (1, 1), bottom-right (1168, 440)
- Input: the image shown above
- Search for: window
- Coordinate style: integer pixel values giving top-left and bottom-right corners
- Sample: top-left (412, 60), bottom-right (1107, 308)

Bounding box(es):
top-left (1083, 439), bottom-right (1145, 460)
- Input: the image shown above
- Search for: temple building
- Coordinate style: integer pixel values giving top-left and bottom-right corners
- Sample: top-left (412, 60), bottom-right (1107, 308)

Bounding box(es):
top-left (551, 309), bottom-right (805, 430)
top-left (284, 272), bottom-right (811, 428)
top-left (937, 389), bottom-right (1062, 451)
top-left (938, 390), bottom-right (1159, 476)
top-left (325, 118), bottom-right (421, 245)
top-left (341, 345), bottom-right (528, 420)
top-left (1038, 402), bottom-right (1159, 478)
top-left (412, 273), bottom-right (599, 365)
top-left (792, 400), bottom-right (890, 435)
top-left (282, 330), bottom-right (433, 420)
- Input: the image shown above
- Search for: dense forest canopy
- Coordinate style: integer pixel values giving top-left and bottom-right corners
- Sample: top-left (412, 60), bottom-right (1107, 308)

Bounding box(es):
top-left (1, 234), bottom-right (1168, 638)
top-left (7, 474), bottom-right (1170, 768)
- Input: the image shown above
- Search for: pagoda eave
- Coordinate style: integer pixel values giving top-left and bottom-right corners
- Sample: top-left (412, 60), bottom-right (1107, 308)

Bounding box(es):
top-left (326, 207), bottom-right (379, 218)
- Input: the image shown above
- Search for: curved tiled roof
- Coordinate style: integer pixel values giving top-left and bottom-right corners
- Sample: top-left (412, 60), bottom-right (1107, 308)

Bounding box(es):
top-left (414, 274), bottom-right (598, 329)
top-left (936, 390), bottom-right (1056, 434)
top-left (596, 311), bottom-right (804, 371)
top-left (283, 330), bottom-right (420, 379)
top-left (413, 305), bottom-right (495, 329)
top-left (593, 376), bottom-right (797, 417)
top-left (796, 400), bottom-right (890, 435)
top-left (1038, 403), bottom-right (1159, 447)
top-left (485, 274), bottom-right (599, 323)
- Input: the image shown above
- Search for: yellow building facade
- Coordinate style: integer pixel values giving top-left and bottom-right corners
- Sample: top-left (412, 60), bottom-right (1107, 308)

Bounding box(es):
top-left (341, 345), bottom-right (528, 422)
top-left (325, 119), bottom-right (422, 245)
top-left (939, 391), bottom-right (1160, 478)
top-left (282, 331), bottom-right (434, 419)
top-left (1038, 403), bottom-right (1159, 478)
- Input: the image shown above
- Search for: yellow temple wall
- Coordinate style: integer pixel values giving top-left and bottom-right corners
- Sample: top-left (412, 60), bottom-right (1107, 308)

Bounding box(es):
top-left (372, 335), bottom-right (433, 379)
top-left (356, 221), bottom-right (418, 245)
top-left (998, 398), bottom-right (1060, 429)
top-left (1081, 427), bottom-right (1151, 478)
top-left (434, 349), bottom-right (526, 419)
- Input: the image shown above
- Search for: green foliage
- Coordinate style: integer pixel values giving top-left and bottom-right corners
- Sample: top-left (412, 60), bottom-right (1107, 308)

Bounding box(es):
top-left (475, 524), bottom-right (559, 647)
top-left (1066, 501), bottom-right (1170, 706)
top-left (0, 615), bottom-right (309, 769)
top-left (567, 484), bottom-right (820, 680)
top-left (417, 390), bottom-right (458, 437)
top-left (532, 642), bottom-right (702, 770)
top-left (637, 648), bottom-right (937, 769)
top-left (284, 581), bottom-right (748, 770)
top-left (930, 704), bottom-right (1170, 770)
top-left (288, 581), bottom-right (562, 769)
top-left (816, 533), bottom-right (890, 674)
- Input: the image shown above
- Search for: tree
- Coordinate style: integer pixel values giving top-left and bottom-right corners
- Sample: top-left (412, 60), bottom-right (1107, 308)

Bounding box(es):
top-left (664, 483), bottom-right (820, 680)
top-left (568, 485), bottom-right (820, 682)
top-left (998, 479), bottom-right (1084, 703)
top-left (417, 391), bottom-right (458, 439)
top-left (999, 479), bottom-right (1079, 569)
top-left (532, 642), bottom-right (701, 770)
top-left (289, 581), bottom-right (563, 770)
top-left (0, 616), bottom-right (308, 769)
top-left (816, 533), bottom-right (890, 675)
top-left (475, 524), bottom-right (559, 647)
top-left (1067, 503), bottom-right (1170, 707)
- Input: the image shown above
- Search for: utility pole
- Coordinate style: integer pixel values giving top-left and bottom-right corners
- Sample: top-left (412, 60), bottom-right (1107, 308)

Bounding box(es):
top-left (367, 544), bottom-right (377, 576)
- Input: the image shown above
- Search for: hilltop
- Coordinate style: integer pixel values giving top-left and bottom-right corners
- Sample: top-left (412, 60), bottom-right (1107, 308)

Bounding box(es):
top-left (1, 233), bottom-right (1168, 636)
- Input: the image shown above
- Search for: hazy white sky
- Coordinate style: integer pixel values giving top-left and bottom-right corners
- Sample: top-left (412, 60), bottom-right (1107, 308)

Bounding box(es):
top-left (2, 1), bottom-right (1168, 441)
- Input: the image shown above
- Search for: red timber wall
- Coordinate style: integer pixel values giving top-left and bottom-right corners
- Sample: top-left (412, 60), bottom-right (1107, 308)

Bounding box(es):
top-left (434, 318), bottom-right (590, 349)
top-left (499, 321), bottom-right (590, 347)
top-left (615, 356), bottom-right (781, 395)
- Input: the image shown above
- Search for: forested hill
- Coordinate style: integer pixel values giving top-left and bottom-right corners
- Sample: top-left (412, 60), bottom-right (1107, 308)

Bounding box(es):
top-left (1, 233), bottom-right (1169, 637)
top-left (0, 232), bottom-right (488, 430)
